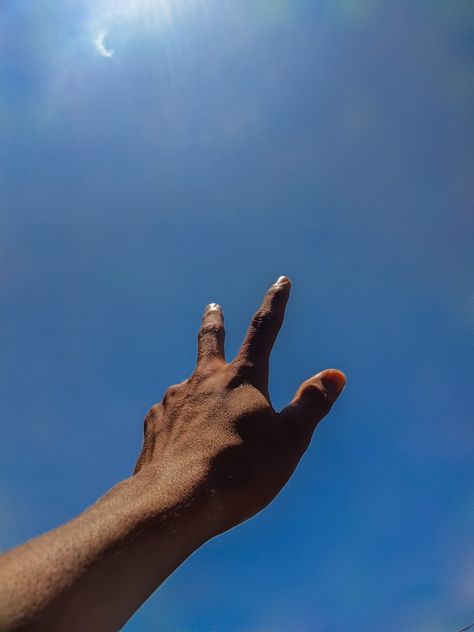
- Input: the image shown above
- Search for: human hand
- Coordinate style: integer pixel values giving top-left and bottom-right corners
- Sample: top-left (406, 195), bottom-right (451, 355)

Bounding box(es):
top-left (134, 276), bottom-right (346, 539)
top-left (0, 276), bottom-right (346, 632)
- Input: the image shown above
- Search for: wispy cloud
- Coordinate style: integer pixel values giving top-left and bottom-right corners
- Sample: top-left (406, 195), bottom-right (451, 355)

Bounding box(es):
top-left (94, 30), bottom-right (114, 58)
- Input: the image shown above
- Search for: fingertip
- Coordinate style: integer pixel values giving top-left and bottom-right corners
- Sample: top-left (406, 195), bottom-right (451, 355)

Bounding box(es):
top-left (317, 369), bottom-right (347, 401)
top-left (204, 303), bottom-right (222, 314)
top-left (202, 303), bottom-right (224, 322)
top-left (273, 275), bottom-right (291, 289)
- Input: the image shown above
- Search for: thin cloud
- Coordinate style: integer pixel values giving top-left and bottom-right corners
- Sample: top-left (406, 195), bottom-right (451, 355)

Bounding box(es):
top-left (94, 30), bottom-right (114, 58)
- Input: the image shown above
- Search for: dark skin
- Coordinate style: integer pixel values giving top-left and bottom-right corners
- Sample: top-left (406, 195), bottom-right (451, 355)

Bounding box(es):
top-left (0, 276), bottom-right (346, 631)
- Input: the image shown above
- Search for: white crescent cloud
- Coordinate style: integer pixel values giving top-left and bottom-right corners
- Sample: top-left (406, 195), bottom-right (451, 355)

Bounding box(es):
top-left (95, 30), bottom-right (114, 58)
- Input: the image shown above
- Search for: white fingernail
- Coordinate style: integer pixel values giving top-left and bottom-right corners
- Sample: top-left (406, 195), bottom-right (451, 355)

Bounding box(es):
top-left (205, 303), bottom-right (221, 312)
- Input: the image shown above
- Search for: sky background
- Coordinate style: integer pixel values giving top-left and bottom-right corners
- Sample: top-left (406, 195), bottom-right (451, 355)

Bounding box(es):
top-left (0, 1), bottom-right (472, 630)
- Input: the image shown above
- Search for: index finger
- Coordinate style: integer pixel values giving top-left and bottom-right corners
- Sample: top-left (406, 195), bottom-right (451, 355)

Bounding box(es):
top-left (235, 276), bottom-right (291, 385)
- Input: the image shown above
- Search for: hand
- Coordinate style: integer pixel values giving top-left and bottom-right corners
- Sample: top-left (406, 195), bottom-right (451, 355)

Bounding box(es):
top-left (0, 276), bottom-right (346, 632)
top-left (134, 276), bottom-right (346, 538)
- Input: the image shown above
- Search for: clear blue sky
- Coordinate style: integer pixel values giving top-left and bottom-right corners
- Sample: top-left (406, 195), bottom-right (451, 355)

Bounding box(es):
top-left (0, 1), bottom-right (472, 630)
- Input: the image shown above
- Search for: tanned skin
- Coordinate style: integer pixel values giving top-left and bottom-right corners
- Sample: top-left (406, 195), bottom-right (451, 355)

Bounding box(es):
top-left (0, 276), bottom-right (346, 631)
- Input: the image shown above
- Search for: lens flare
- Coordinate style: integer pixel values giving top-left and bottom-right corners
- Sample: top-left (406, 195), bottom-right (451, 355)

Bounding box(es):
top-left (89, 0), bottom-right (196, 56)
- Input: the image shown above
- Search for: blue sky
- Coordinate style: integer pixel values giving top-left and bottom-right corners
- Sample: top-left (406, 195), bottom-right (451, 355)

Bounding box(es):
top-left (0, 1), bottom-right (472, 630)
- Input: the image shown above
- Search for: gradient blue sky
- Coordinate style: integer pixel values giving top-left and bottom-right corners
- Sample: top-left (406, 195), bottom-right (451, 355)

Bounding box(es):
top-left (0, 1), bottom-right (472, 630)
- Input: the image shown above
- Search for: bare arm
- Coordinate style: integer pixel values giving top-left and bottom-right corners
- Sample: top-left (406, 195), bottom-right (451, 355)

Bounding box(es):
top-left (0, 276), bottom-right (346, 631)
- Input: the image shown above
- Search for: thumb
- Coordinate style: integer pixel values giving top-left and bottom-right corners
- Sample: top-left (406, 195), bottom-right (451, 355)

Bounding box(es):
top-left (280, 369), bottom-right (347, 436)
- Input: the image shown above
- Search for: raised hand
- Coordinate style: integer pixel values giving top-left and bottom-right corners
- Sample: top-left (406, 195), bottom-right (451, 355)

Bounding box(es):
top-left (0, 276), bottom-right (346, 632)
top-left (134, 276), bottom-right (346, 537)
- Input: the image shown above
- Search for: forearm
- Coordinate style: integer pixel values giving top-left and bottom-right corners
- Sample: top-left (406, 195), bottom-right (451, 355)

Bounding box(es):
top-left (0, 471), bottom-right (206, 632)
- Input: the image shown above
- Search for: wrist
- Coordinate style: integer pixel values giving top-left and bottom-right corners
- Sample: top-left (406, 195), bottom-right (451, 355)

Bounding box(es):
top-left (99, 468), bottom-right (212, 548)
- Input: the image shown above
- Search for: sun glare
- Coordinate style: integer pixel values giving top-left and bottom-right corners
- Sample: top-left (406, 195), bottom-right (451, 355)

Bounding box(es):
top-left (91, 0), bottom-right (194, 57)
top-left (107, 0), bottom-right (175, 21)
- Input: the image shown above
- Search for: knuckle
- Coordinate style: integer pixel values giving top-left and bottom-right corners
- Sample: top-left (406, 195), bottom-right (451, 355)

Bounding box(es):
top-left (303, 383), bottom-right (324, 401)
top-left (162, 385), bottom-right (179, 406)
top-left (190, 362), bottom-right (216, 393)
top-left (251, 309), bottom-right (273, 329)
top-left (199, 323), bottom-right (223, 338)
top-left (304, 383), bottom-right (332, 413)
top-left (224, 370), bottom-right (246, 390)
top-left (225, 360), bottom-right (258, 388)
top-left (231, 359), bottom-right (252, 378)
top-left (147, 403), bottom-right (161, 417)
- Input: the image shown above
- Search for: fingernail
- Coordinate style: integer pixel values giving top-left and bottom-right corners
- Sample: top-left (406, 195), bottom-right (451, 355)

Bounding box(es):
top-left (274, 275), bottom-right (290, 287)
top-left (319, 370), bottom-right (347, 401)
top-left (205, 303), bottom-right (221, 313)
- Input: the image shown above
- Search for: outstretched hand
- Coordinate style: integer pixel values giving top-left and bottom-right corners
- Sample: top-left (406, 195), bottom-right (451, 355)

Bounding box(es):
top-left (134, 276), bottom-right (346, 538)
top-left (0, 276), bottom-right (347, 632)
